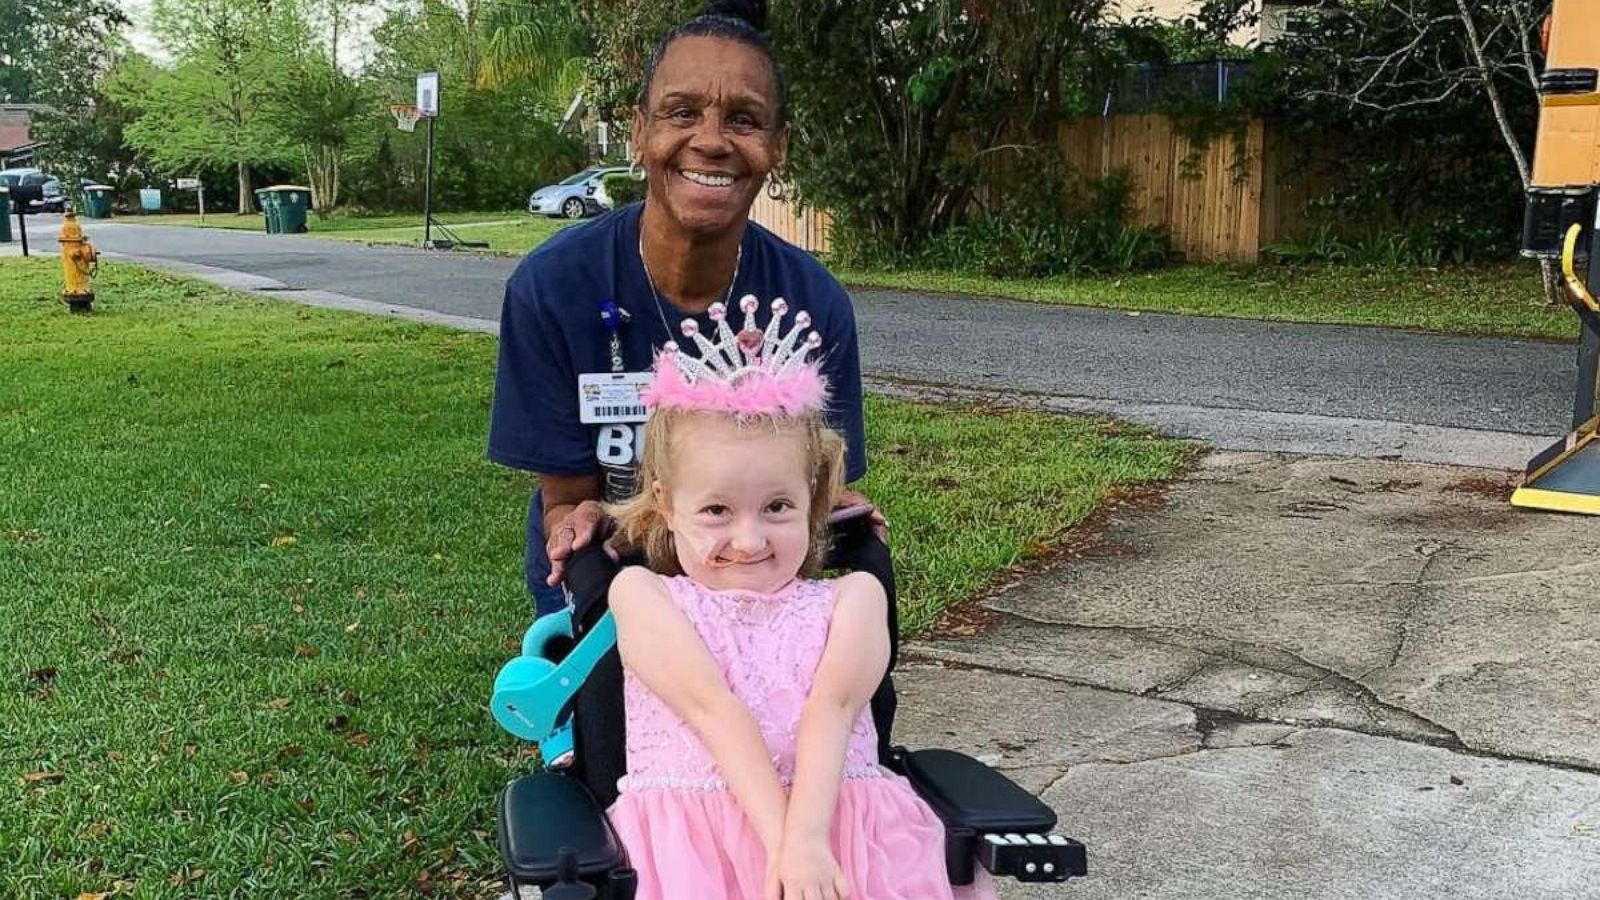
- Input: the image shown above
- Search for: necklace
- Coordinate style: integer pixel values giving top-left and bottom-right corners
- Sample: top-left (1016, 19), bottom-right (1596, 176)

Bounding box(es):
top-left (638, 234), bottom-right (743, 339)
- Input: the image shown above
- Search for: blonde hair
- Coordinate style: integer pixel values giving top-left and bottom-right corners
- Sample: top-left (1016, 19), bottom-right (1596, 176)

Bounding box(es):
top-left (608, 408), bottom-right (846, 577)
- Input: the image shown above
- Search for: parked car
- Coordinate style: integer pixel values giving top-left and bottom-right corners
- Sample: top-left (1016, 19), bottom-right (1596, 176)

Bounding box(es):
top-left (527, 166), bottom-right (629, 219)
top-left (0, 168), bottom-right (65, 212)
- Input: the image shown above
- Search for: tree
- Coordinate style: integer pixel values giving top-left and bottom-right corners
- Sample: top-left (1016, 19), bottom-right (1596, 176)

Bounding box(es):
top-left (358, 0), bottom-right (585, 210)
top-left (1277, 1), bottom-right (1553, 276)
top-left (266, 57), bottom-right (375, 213)
top-left (478, 0), bottom-right (586, 95)
top-left (34, 54), bottom-right (159, 192)
top-left (0, 0), bottom-right (127, 104)
top-left (118, 0), bottom-right (309, 213)
top-left (772, 0), bottom-right (1113, 253)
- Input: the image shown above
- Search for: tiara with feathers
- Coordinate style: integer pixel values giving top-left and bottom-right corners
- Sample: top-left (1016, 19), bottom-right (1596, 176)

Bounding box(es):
top-left (642, 294), bottom-right (826, 418)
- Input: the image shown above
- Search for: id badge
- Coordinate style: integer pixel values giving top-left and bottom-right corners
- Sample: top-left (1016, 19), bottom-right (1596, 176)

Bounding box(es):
top-left (578, 372), bottom-right (651, 424)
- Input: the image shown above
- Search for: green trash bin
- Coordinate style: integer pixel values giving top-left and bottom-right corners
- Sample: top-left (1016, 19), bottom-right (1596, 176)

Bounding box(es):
top-left (259, 185), bottom-right (312, 234)
top-left (0, 186), bottom-right (11, 243)
top-left (254, 188), bottom-right (280, 234)
top-left (83, 185), bottom-right (115, 219)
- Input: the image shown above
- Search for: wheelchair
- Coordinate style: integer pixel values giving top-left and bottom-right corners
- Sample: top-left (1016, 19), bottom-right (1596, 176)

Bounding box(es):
top-left (488, 516), bottom-right (1087, 898)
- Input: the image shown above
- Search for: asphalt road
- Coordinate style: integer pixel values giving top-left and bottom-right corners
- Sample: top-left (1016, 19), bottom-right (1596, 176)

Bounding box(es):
top-left (69, 218), bottom-right (1580, 467)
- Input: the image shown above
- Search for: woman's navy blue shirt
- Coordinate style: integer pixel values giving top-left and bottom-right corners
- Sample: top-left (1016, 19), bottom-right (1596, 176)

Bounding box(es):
top-left (488, 203), bottom-right (868, 613)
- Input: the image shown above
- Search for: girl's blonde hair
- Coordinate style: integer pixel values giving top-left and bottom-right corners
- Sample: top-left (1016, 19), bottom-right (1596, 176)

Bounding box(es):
top-left (607, 408), bottom-right (846, 577)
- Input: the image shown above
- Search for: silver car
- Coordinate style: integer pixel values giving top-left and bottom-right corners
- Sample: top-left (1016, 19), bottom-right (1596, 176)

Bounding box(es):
top-left (0, 168), bottom-right (65, 212)
top-left (527, 166), bottom-right (629, 219)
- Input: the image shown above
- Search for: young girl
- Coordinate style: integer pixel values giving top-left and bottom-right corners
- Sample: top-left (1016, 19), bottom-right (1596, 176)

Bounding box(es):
top-left (604, 297), bottom-right (996, 900)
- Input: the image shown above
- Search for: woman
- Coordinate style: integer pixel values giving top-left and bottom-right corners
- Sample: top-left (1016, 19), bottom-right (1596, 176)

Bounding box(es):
top-left (489, 0), bottom-right (879, 616)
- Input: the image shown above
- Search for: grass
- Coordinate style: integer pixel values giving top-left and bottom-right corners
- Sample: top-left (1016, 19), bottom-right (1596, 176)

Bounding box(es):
top-left (836, 262), bottom-right (1575, 342)
top-left (323, 217), bottom-right (572, 254)
top-left (0, 258), bottom-right (1185, 898)
top-left (118, 209), bottom-right (529, 233)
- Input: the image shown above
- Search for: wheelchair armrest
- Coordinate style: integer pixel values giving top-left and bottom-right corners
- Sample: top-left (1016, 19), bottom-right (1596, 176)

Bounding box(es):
top-left (498, 772), bottom-right (632, 891)
top-left (892, 747), bottom-right (1087, 884)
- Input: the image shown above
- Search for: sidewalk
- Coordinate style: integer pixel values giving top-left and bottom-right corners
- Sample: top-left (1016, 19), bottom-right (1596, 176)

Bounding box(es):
top-left (892, 451), bottom-right (1600, 899)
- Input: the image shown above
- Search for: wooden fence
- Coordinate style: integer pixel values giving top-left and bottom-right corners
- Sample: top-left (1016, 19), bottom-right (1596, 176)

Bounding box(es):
top-left (748, 186), bottom-right (833, 255)
top-left (748, 115), bottom-right (1325, 263)
top-left (1059, 113), bottom-right (1324, 263)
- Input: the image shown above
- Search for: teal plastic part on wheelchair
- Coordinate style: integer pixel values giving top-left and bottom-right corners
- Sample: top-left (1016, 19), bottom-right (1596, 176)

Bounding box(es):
top-left (491, 608), bottom-right (617, 744)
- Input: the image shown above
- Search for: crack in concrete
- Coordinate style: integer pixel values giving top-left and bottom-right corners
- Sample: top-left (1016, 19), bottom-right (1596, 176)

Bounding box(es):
top-left (906, 649), bottom-right (1600, 777)
top-left (917, 615), bottom-right (1465, 743)
top-left (1145, 658), bottom-right (1220, 698)
top-left (1386, 541), bottom-right (1457, 670)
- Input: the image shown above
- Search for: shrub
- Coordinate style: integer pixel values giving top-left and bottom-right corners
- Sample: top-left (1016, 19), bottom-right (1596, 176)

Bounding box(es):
top-left (833, 165), bottom-right (1174, 277)
top-left (604, 173), bottom-right (646, 206)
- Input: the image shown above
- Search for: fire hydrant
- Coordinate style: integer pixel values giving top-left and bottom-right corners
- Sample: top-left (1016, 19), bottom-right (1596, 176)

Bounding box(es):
top-left (58, 209), bottom-right (98, 313)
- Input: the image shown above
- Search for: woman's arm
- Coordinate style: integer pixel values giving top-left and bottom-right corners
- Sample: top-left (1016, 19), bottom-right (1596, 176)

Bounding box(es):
top-left (784, 571), bottom-right (891, 842)
top-left (610, 567), bottom-right (790, 853)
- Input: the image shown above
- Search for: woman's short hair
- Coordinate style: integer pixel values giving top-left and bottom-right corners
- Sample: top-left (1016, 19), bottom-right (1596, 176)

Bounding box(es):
top-left (637, 0), bottom-right (787, 127)
top-left (608, 407), bottom-right (845, 577)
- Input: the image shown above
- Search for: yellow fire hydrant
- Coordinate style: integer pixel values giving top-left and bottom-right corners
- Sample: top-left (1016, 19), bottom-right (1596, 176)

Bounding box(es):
top-left (58, 209), bottom-right (99, 313)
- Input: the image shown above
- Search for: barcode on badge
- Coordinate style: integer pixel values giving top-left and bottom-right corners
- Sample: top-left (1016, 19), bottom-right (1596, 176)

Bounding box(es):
top-left (596, 405), bottom-right (646, 418)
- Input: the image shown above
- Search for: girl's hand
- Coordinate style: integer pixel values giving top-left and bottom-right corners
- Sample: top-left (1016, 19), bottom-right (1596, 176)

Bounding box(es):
top-left (771, 836), bottom-right (851, 900)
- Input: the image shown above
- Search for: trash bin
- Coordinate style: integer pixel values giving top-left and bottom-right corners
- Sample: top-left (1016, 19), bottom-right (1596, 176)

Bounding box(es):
top-left (0, 187), bottom-right (10, 243)
top-left (258, 185), bottom-right (312, 234)
top-left (254, 188), bottom-right (279, 233)
top-left (139, 188), bottom-right (162, 213)
top-left (83, 184), bottom-right (115, 219)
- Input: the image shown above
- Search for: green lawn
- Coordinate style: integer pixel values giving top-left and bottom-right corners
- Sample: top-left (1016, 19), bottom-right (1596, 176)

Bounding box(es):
top-left (323, 217), bottom-right (572, 253)
top-left (0, 258), bottom-right (1185, 898)
top-left (120, 209), bottom-right (529, 233)
top-left (837, 262), bottom-right (1574, 341)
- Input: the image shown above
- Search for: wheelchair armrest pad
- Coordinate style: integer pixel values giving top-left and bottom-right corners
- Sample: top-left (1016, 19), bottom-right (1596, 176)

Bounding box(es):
top-left (498, 772), bottom-right (624, 884)
top-left (896, 748), bottom-right (1057, 834)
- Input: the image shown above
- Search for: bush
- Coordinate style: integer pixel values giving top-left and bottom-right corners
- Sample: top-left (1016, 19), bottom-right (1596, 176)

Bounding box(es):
top-left (604, 173), bottom-right (646, 206)
top-left (832, 166), bottom-right (1174, 277)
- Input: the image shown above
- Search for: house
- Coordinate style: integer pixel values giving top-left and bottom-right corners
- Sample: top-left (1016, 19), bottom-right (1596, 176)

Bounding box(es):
top-left (1108, 0), bottom-right (1318, 46)
top-left (0, 105), bottom-right (45, 167)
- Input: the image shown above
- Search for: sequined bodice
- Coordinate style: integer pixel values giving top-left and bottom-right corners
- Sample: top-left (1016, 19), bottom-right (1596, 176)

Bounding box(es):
top-left (619, 576), bottom-right (883, 792)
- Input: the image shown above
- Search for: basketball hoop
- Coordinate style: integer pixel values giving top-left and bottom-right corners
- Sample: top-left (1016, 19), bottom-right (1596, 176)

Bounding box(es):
top-left (391, 103), bottom-right (422, 133)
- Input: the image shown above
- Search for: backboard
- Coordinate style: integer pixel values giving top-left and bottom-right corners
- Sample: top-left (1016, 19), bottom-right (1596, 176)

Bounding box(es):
top-left (416, 71), bottom-right (440, 118)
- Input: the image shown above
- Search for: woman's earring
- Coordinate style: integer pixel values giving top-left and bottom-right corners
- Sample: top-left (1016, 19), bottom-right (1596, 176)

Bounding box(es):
top-left (629, 158), bottom-right (645, 181)
top-left (766, 173), bottom-right (787, 201)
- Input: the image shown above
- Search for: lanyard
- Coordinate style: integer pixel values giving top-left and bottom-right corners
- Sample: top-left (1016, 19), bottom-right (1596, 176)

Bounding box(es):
top-left (598, 298), bottom-right (629, 373)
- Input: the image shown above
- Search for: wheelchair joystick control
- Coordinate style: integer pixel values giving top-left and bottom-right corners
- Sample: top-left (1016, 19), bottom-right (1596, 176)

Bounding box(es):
top-left (543, 847), bottom-right (596, 900)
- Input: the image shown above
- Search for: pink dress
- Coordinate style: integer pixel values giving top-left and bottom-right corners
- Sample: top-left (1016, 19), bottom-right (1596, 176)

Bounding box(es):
top-left (607, 575), bottom-right (997, 900)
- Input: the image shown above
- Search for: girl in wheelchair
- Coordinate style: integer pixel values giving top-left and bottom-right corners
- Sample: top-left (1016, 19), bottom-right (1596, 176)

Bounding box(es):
top-left (598, 298), bottom-right (996, 899)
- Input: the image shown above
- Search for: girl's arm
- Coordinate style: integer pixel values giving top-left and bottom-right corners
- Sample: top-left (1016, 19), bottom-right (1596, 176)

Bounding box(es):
top-left (609, 566), bottom-right (789, 853)
top-left (784, 571), bottom-right (891, 844)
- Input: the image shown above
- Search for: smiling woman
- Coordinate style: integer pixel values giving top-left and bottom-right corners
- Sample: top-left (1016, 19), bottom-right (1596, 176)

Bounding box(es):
top-left (488, 0), bottom-right (877, 619)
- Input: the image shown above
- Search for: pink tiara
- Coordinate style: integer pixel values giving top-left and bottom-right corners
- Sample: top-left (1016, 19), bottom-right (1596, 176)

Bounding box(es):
top-left (643, 294), bottom-right (827, 418)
